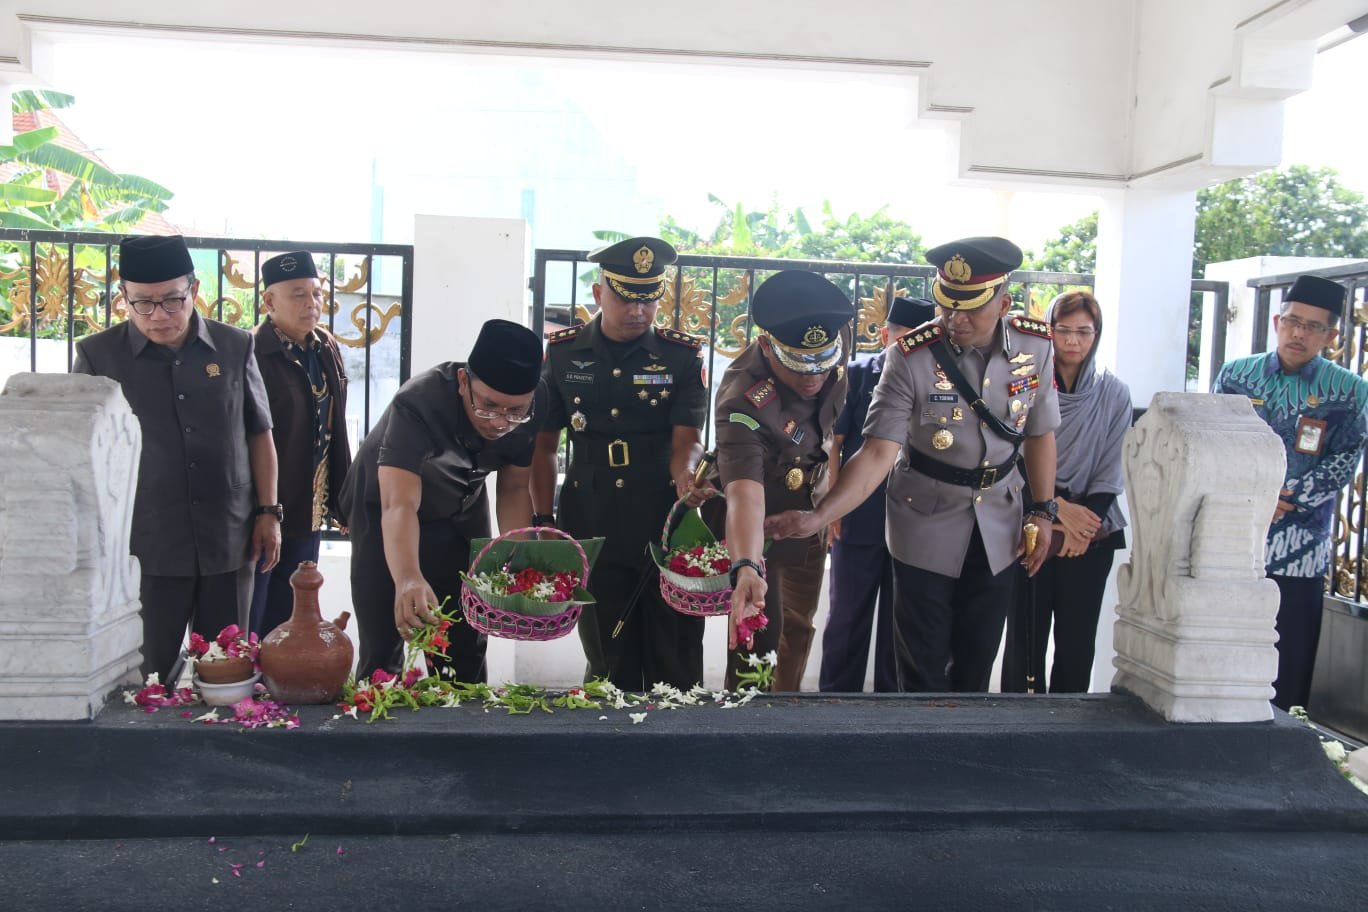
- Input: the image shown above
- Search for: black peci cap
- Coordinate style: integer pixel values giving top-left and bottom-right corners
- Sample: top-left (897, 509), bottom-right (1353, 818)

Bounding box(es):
top-left (924, 236), bottom-right (1023, 311)
top-left (1286, 275), bottom-right (1347, 318)
top-left (587, 236), bottom-right (678, 303)
top-left (887, 296), bottom-right (935, 331)
top-left (261, 251), bottom-right (320, 288)
top-left (467, 319), bottom-right (543, 395)
top-left (119, 234), bottom-right (195, 284)
top-left (752, 270), bottom-right (854, 375)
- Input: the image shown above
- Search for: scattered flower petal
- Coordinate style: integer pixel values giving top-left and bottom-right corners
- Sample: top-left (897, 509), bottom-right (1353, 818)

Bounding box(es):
top-left (629, 712), bottom-right (647, 724)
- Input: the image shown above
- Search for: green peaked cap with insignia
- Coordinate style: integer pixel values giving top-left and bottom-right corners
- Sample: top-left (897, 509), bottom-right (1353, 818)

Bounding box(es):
top-left (588, 236), bottom-right (677, 303)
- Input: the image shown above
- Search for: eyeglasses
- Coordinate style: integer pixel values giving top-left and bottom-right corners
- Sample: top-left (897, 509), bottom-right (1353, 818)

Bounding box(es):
top-left (126, 286), bottom-right (193, 316)
top-left (465, 371), bottom-right (535, 424)
top-left (1053, 327), bottom-right (1096, 340)
top-left (1280, 315), bottom-right (1333, 335)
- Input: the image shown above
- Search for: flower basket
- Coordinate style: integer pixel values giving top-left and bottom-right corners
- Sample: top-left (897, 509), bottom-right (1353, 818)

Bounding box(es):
top-left (649, 498), bottom-right (737, 617)
top-left (459, 527), bottom-right (604, 641)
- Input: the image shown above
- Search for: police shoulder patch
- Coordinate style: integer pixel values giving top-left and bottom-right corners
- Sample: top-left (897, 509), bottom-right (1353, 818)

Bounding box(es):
top-left (548, 325), bottom-right (583, 345)
top-left (1011, 316), bottom-right (1052, 339)
top-left (745, 378), bottom-right (777, 408)
top-left (655, 326), bottom-right (703, 349)
top-left (896, 323), bottom-right (943, 356)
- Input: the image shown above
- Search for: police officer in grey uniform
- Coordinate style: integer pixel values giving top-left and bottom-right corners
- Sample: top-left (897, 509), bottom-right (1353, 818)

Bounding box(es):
top-left (764, 237), bottom-right (1060, 692)
top-left (716, 270), bottom-right (853, 691)
top-left (531, 237), bottom-right (711, 691)
top-left (73, 234), bottom-right (279, 681)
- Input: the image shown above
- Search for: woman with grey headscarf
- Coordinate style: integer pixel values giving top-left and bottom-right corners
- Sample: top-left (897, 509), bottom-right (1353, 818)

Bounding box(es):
top-left (1002, 290), bottom-right (1132, 693)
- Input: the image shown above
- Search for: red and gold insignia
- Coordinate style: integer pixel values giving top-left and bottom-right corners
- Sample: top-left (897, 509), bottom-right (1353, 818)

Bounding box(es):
top-left (782, 419), bottom-right (797, 436)
top-left (655, 326), bottom-right (702, 349)
top-left (745, 378), bottom-right (777, 408)
top-left (896, 323), bottom-right (943, 356)
top-left (1010, 316), bottom-right (1052, 339)
top-left (548, 325), bottom-right (583, 345)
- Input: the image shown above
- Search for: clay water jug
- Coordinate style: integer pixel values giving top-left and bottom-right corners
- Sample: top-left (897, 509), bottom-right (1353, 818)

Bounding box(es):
top-left (259, 561), bottom-right (354, 703)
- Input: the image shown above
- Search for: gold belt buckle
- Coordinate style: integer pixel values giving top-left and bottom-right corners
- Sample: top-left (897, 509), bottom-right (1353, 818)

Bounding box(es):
top-left (979, 466), bottom-right (997, 490)
top-left (608, 439), bottom-right (630, 468)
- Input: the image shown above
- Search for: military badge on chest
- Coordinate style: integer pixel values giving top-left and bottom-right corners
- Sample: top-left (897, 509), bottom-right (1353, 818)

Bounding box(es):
top-left (932, 428), bottom-right (955, 450)
top-left (569, 394), bottom-right (588, 433)
top-left (785, 467), bottom-right (804, 490)
top-left (782, 418), bottom-right (805, 445)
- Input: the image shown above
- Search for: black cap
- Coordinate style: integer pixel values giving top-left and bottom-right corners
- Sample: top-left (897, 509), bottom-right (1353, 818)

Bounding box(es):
top-left (887, 296), bottom-right (935, 330)
top-left (467, 319), bottom-right (542, 395)
top-left (752, 270), bottom-right (853, 375)
top-left (1286, 275), bottom-right (1346, 318)
top-left (119, 235), bottom-right (194, 284)
top-left (261, 251), bottom-right (320, 288)
top-left (587, 236), bottom-right (677, 302)
top-left (924, 236), bottom-right (1023, 311)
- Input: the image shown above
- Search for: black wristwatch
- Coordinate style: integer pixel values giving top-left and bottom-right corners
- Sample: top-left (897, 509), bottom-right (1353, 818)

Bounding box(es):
top-left (728, 558), bottom-right (765, 589)
top-left (253, 504), bottom-right (284, 521)
top-left (1026, 499), bottom-right (1058, 523)
top-left (532, 512), bottom-right (556, 527)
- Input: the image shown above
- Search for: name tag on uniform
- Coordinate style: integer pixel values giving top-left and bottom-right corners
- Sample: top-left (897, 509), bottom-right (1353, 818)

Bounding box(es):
top-left (1295, 416), bottom-right (1327, 455)
top-left (564, 372), bottom-right (595, 384)
top-left (929, 393), bottom-right (958, 403)
top-left (633, 374), bottom-right (673, 385)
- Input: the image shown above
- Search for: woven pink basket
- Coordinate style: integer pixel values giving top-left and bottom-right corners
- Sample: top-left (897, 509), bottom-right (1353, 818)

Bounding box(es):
top-left (460, 526), bottom-right (588, 642)
top-left (654, 497), bottom-right (740, 618)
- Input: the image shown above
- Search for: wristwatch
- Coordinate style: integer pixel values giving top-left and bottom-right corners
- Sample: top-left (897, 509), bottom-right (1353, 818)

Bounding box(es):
top-left (1026, 499), bottom-right (1058, 523)
top-left (253, 504), bottom-right (284, 521)
top-left (728, 558), bottom-right (765, 589)
top-left (532, 512), bottom-right (556, 528)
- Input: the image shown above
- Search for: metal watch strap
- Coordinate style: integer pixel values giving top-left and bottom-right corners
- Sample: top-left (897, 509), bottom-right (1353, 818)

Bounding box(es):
top-left (729, 558), bottom-right (764, 589)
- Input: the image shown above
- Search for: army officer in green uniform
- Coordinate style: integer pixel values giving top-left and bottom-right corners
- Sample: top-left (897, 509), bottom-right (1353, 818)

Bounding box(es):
top-left (716, 270), bottom-right (853, 691)
top-left (765, 237), bottom-right (1060, 693)
top-left (531, 237), bottom-right (711, 691)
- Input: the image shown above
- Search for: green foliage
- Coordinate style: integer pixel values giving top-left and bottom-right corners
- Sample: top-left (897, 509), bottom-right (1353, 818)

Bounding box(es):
top-left (1026, 212), bottom-right (1097, 274)
top-left (1192, 165), bottom-right (1368, 276)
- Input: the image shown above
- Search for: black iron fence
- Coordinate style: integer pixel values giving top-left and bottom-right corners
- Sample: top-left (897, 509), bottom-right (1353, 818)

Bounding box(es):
top-left (0, 229), bottom-right (414, 439)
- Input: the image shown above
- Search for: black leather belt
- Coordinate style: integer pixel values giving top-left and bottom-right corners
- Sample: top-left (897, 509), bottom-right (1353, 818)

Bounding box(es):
top-left (905, 445), bottom-right (1017, 490)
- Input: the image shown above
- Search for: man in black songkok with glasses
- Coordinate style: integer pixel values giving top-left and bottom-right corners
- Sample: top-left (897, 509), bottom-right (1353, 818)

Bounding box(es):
top-left (73, 234), bottom-right (278, 682)
top-left (339, 318), bottom-right (546, 679)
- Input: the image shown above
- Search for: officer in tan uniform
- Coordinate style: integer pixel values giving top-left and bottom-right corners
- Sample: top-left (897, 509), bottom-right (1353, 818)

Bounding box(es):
top-left (764, 237), bottom-right (1059, 692)
top-left (715, 270), bottom-right (853, 690)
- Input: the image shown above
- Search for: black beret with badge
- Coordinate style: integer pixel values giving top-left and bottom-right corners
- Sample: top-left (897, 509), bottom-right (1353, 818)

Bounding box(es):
top-left (925, 236), bottom-right (1023, 311)
top-left (119, 234), bottom-right (195, 284)
top-left (1286, 274), bottom-right (1347, 318)
top-left (588, 236), bottom-right (678, 303)
top-left (261, 251), bottom-right (320, 288)
top-left (467, 318), bottom-right (543, 396)
top-left (752, 270), bottom-right (854, 375)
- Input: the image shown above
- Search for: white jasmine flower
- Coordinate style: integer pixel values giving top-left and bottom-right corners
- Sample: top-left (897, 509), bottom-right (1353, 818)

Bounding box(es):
top-left (629, 712), bottom-right (648, 724)
top-left (1323, 739), bottom-right (1348, 765)
top-left (762, 650), bottom-right (778, 666)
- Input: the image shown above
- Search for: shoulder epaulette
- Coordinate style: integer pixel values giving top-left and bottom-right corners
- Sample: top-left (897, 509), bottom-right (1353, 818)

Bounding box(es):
top-left (896, 323), bottom-right (942, 356)
top-left (745, 378), bottom-right (777, 409)
top-left (548, 325), bottom-right (583, 345)
top-left (1011, 316), bottom-right (1052, 339)
top-left (655, 326), bottom-right (702, 349)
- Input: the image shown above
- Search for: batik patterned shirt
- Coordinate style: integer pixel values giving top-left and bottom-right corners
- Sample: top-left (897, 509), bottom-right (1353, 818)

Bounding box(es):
top-left (1213, 352), bottom-right (1368, 577)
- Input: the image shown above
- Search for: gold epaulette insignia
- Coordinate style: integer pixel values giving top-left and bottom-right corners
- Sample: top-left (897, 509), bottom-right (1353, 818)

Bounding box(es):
top-left (745, 378), bottom-right (777, 408)
top-left (896, 323), bottom-right (943, 356)
top-left (1011, 316), bottom-right (1052, 339)
top-left (655, 326), bottom-right (702, 349)
top-left (548, 325), bottom-right (583, 345)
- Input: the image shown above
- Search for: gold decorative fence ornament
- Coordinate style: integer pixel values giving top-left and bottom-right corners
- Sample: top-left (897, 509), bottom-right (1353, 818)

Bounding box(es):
top-left (0, 245), bottom-right (107, 335)
top-left (0, 245), bottom-right (402, 351)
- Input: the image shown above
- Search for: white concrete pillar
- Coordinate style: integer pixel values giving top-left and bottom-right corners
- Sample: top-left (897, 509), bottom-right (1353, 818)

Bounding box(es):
top-left (0, 374), bottom-right (143, 719)
top-left (411, 215), bottom-right (530, 375)
top-left (1093, 188), bottom-right (1198, 402)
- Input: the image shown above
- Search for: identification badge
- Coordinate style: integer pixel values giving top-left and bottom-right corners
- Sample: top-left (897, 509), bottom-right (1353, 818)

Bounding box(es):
top-left (930, 393), bottom-right (958, 403)
top-left (564, 371), bottom-right (595, 384)
top-left (1295, 416), bottom-right (1327, 455)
